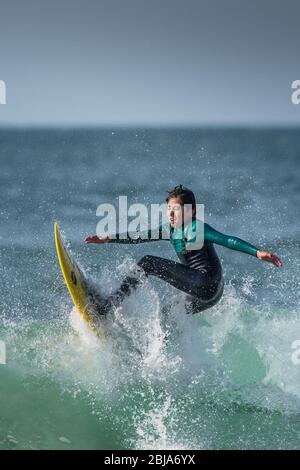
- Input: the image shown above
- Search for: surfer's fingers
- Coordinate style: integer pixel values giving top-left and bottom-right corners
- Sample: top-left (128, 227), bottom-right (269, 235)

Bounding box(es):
top-left (273, 255), bottom-right (282, 267)
top-left (84, 235), bottom-right (99, 244)
top-left (270, 253), bottom-right (282, 267)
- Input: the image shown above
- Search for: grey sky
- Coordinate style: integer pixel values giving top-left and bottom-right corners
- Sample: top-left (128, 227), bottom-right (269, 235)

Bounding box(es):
top-left (0, 0), bottom-right (299, 126)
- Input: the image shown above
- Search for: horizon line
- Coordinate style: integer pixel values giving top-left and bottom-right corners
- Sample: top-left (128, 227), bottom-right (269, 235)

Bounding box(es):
top-left (0, 122), bottom-right (300, 130)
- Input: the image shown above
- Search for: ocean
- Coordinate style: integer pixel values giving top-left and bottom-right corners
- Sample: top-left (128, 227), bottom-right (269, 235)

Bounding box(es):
top-left (0, 127), bottom-right (299, 449)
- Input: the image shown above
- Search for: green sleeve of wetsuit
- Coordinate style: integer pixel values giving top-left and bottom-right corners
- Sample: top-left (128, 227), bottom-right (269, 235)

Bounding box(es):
top-left (204, 223), bottom-right (259, 257)
top-left (109, 223), bottom-right (170, 244)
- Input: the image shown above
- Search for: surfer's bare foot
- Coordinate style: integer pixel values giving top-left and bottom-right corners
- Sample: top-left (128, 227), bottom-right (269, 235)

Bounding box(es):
top-left (84, 235), bottom-right (111, 244)
top-left (256, 250), bottom-right (282, 267)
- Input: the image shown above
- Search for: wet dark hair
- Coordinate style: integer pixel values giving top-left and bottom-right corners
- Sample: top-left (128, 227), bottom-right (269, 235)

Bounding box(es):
top-left (166, 184), bottom-right (196, 212)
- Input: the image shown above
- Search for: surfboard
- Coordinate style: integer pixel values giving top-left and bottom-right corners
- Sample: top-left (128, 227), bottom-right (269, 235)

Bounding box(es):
top-left (54, 223), bottom-right (105, 338)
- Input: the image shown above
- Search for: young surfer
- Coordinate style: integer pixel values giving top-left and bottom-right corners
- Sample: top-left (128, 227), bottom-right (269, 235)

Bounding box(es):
top-left (84, 185), bottom-right (282, 315)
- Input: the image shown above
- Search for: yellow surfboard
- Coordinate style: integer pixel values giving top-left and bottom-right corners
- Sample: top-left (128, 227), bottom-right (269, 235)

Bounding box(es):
top-left (54, 223), bottom-right (105, 337)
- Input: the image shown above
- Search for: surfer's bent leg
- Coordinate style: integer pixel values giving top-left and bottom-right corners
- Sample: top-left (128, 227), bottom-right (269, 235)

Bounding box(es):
top-left (105, 255), bottom-right (224, 314)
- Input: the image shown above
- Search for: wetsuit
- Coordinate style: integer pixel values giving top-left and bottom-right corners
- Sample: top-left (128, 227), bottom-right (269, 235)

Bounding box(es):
top-left (97, 218), bottom-right (259, 315)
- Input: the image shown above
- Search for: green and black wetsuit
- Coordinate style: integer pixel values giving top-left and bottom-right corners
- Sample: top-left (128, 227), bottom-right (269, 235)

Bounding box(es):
top-left (99, 218), bottom-right (259, 314)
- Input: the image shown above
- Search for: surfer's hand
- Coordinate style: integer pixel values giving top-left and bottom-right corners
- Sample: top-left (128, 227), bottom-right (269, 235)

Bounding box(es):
top-left (84, 235), bottom-right (111, 244)
top-left (256, 250), bottom-right (282, 267)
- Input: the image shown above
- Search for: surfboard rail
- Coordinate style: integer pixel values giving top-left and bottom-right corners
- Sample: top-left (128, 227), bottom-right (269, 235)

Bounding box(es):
top-left (54, 223), bottom-right (105, 338)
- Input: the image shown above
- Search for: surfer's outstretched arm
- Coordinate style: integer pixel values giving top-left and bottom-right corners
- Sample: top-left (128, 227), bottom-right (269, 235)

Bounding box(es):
top-left (204, 223), bottom-right (282, 267)
top-left (85, 223), bottom-right (170, 245)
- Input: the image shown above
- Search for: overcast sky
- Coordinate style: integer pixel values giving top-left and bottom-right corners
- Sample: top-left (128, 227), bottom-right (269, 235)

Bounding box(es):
top-left (0, 0), bottom-right (300, 126)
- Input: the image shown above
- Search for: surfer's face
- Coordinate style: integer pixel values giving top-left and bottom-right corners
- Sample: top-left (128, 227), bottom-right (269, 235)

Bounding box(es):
top-left (167, 197), bottom-right (193, 228)
top-left (167, 197), bottom-right (194, 228)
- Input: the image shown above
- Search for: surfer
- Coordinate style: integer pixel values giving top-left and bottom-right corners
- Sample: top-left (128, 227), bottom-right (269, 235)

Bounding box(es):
top-left (84, 185), bottom-right (282, 315)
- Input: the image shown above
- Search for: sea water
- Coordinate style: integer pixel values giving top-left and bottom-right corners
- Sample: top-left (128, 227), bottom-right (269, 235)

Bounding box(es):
top-left (0, 127), bottom-right (299, 449)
